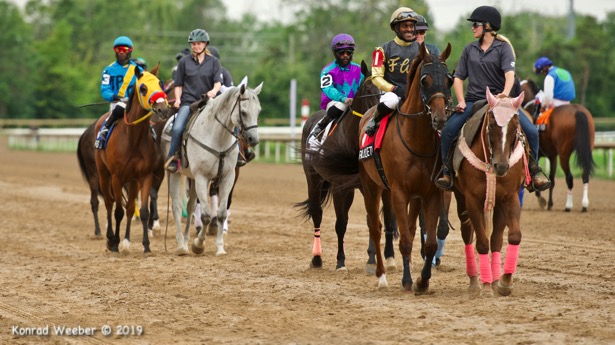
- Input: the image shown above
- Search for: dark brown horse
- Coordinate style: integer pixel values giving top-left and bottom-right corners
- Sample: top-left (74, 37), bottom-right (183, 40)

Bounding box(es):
top-left (521, 78), bottom-right (595, 212)
top-left (358, 43), bottom-right (453, 291)
top-left (453, 89), bottom-right (526, 297)
top-left (296, 60), bottom-right (389, 272)
top-left (95, 65), bottom-right (170, 254)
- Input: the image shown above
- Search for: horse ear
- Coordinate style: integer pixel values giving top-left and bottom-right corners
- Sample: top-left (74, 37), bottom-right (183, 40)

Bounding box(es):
top-left (135, 66), bottom-right (143, 79)
top-left (240, 83), bottom-right (246, 95)
top-left (512, 91), bottom-right (524, 109)
top-left (253, 81), bottom-right (264, 95)
top-left (419, 42), bottom-right (427, 60)
top-left (361, 60), bottom-right (368, 76)
top-left (440, 43), bottom-right (452, 61)
top-left (151, 63), bottom-right (160, 76)
top-left (486, 87), bottom-right (497, 107)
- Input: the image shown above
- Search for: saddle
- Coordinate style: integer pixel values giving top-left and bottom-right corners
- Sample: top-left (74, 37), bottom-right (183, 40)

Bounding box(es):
top-left (358, 114), bottom-right (392, 190)
top-left (452, 101), bottom-right (489, 175)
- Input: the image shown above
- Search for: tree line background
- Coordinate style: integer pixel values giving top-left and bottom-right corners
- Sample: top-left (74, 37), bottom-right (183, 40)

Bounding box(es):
top-left (1, 0), bottom-right (614, 124)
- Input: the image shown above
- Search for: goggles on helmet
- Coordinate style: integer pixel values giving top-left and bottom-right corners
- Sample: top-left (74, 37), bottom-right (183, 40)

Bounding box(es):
top-left (114, 46), bottom-right (133, 54)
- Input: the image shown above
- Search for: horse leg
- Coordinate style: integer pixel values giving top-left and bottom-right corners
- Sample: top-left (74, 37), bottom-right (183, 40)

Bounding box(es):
top-left (99, 171), bottom-right (116, 251)
top-left (497, 198), bottom-right (522, 296)
top-left (213, 175), bottom-right (235, 256)
top-left (332, 188), bottom-right (353, 271)
top-left (192, 175), bottom-right (212, 255)
top-left (148, 186), bottom-right (160, 237)
top-left (138, 178), bottom-right (153, 255)
top-left (560, 154), bottom-right (574, 212)
top-left (435, 191), bottom-right (452, 268)
top-left (89, 186), bottom-right (102, 239)
top-left (547, 155), bottom-right (557, 210)
top-left (306, 175), bottom-right (325, 269)
top-left (453, 191), bottom-right (479, 297)
top-left (382, 189), bottom-right (397, 271)
top-left (181, 185), bottom-right (196, 255)
top-left (207, 185), bottom-right (219, 236)
top-left (120, 181), bottom-right (139, 254)
top-left (169, 173), bottom-right (190, 255)
top-left (490, 206), bottom-right (507, 293)
top-left (111, 177), bottom-right (126, 254)
top-left (415, 197), bottom-right (439, 294)
top-left (361, 178), bottom-right (387, 287)
top-left (395, 196), bottom-right (418, 292)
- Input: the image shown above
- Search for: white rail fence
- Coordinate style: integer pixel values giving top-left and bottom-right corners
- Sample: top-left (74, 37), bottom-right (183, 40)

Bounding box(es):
top-left (2, 128), bottom-right (615, 175)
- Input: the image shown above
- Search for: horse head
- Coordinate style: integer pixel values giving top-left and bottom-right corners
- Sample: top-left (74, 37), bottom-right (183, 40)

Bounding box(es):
top-left (351, 61), bottom-right (380, 114)
top-left (130, 64), bottom-right (170, 124)
top-left (233, 81), bottom-right (263, 148)
top-left (520, 78), bottom-right (542, 123)
top-left (416, 42), bottom-right (454, 130)
top-left (486, 88), bottom-right (524, 176)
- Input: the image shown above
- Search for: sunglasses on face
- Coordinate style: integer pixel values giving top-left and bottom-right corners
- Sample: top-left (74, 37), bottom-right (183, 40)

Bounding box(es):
top-left (416, 30), bottom-right (426, 35)
top-left (114, 46), bottom-right (133, 54)
top-left (335, 49), bottom-right (354, 56)
top-left (471, 22), bottom-right (484, 29)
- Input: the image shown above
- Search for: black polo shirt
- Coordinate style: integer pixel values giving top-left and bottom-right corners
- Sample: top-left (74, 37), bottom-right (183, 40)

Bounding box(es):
top-left (454, 39), bottom-right (516, 102)
top-left (174, 53), bottom-right (223, 106)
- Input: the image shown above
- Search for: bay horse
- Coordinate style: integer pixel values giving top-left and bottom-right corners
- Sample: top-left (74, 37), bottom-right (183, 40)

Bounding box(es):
top-left (94, 65), bottom-right (170, 254)
top-left (77, 96), bottom-right (171, 239)
top-left (162, 81), bottom-right (262, 256)
top-left (358, 42), bottom-right (453, 290)
top-left (452, 89), bottom-right (526, 297)
top-left (520, 78), bottom-right (595, 211)
top-left (296, 61), bottom-right (397, 273)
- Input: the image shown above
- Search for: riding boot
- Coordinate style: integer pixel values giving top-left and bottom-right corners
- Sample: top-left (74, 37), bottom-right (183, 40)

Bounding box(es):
top-left (436, 148), bottom-right (455, 190)
top-left (311, 114), bottom-right (331, 140)
top-left (527, 156), bottom-right (551, 192)
top-left (95, 105), bottom-right (124, 149)
top-left (165, 154), bottom-right (179, 173)
top-left (365, 103), bottom-right (391, 136)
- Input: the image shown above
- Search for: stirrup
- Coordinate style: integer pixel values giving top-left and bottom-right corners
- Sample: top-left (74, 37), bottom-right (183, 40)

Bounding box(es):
top-left (365, 119), bottom-right (377, 136)
top-left (165, 156), bottom-right (179, 173)
top-left (435, 173), bottom-right (453, 190)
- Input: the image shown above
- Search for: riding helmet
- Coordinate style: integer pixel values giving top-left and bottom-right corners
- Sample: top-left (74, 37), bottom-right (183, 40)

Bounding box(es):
top-left (389, 7), bottom-right (418, 31)
top-left (330, 33), bottom-right (356, 51)
top-left (533, 56), bottom-right (553, 74)
top-left (113, 36), bottom-right (133, 48)
top-left (467, 6), bottom-right (501, 31)
top-left (188, 29), bottom-right (210, 43)
top-left (416, 15), bottom-right (429, 31)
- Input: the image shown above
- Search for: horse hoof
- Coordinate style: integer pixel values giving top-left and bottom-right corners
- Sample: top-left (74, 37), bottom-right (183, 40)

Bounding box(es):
top-left (365, 264), bottom-right (376, 276)
top-left (215, 249), bottom-right (227, 256)
top-left (537, 197), bottom-right (547, 210)
top-left (143, 251), bottom-right (153, 258)
top-left (401, 282), bottom-right (413, 292)
top-left (119, 239), bottom-right (131, 255)
top-left (148, 229), bottom-right (153, 238)
top-left (377, 275), bottom-right (388, 288)
top-left (468, 283), bottom-right (481, 299)
top-left (336, 266), bottom-right (348, 273)
top-left (91, 233), bottom-right (104, 240)
top-left (191, 240), bottom-right (205, 255)
top-left (175, 247), bottom-right (189, 256)
top-left (310, 256), bottom-right (323, 269)
top-left (385, 257), bottom-right (397, 271)
top-left (581, 207), bottom-right (588, 213)
top-left (413, 278), bottom-right (430, 295)
top-left (151, 220), bottom-right (161, 231)
top-left (496, 280), bottom-right (513, 296)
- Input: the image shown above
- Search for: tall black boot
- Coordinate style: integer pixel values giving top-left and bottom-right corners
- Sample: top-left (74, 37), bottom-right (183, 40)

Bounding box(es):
top-left (365, 103), bottom-right (392, 136)
top-left (95, 105), bottom-right (124, 149)
top-left (311, 114), bottom-right (331, 139)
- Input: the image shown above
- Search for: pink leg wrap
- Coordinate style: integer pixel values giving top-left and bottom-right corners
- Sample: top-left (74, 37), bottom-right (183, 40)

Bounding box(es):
top-left (491, 252), bottom-right (501, 281)
top-left (478, 253), bottom-right (492, 284)
top-left (464, 244), bottom-right (478, 277)
top-left (504, 244), bottom-right (520, 274)
top-left (312, 228), bottom-right (322, 256)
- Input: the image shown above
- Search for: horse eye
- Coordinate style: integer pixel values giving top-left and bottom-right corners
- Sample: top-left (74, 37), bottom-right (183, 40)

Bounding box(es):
top-left (139, 84), bottom-right (148, 96)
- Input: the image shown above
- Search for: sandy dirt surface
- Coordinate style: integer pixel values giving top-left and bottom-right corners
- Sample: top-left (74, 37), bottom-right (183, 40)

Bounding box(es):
top-left (0, 138), bottom-right (614, 345)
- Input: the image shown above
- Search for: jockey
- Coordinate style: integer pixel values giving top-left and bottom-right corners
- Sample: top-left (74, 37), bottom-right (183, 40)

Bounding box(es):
top-left (365, 7), bottom-right (420, 136)
top-left (533, 56), bottom-right (576, 109)
top-left (165, 28), bottom-right (222, 173)
top-left (436, 6), bottom-right (550, 192)
top-left (95, 35), bottom-right (142, 149)
top-left (310, 33), bottom-right (363, 141)
top-left (414, 15), bottom-right (440, 55)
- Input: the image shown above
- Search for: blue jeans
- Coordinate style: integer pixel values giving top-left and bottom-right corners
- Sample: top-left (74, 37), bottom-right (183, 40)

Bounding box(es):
top-left (167, 105), bottom-right (190, 159)
top-left (440, 101), bottom-right (539, 164)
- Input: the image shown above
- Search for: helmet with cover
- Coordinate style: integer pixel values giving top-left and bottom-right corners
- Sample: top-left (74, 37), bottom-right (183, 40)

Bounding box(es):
top-left (330, 33), bottom-right (356, 51)
top-left (113, 36), bottom-right (133, 49)
top-left (389, 7), bottom-right (418, 31)
top-left (467, 6), bottom-right (501, 31)
top-left (533, 56), bottom-right (553, 74)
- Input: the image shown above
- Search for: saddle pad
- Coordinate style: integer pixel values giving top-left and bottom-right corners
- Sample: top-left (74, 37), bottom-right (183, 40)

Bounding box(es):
top-left (452, 103), bottom-right (488, 174)
top-left (536, 107), bottom-right (553, 125)
top-left (358, 114), bottom-right (391, 160)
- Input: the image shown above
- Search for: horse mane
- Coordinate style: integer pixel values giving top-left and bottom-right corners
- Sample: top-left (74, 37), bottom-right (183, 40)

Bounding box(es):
top-left (524, 78), bottom-right (540, 95)
top-left (201, 86), bottom-right (240, 117)
top-left (406, 52), bottom-right (424, 90)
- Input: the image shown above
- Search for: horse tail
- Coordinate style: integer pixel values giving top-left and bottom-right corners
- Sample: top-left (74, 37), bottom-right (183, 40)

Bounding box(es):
top-left (76, 122), bottom-right (102, 196)
top-left (294, 180), bottom-right (332, 221)
top-left (574, 110), bottom-right (596, 176)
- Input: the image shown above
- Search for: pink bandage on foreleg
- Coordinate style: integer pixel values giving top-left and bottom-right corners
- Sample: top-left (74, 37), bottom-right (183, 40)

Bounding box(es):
top-left (478, 253), bottom-right (492, 284)
top-left (504, 244), bottom-right (520, 274)
top-left (312, 228), bottom-right (322, 256)
top-left (491, 252), bottom-right (501, 281)
top-left (464, 244), bottom-right (478, 277)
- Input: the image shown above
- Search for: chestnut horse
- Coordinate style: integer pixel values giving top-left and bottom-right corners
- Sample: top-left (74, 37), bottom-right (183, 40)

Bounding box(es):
top-left (453, 89), bottom-right (526, 297)
top-left (520, 78), bottom-right (595, 211)
top-left (358, 43), bottom-right (453, 291)
top-left (94, 65), bottom-right (170, 254)
top-left (296, 60), bottom-right (395, 272)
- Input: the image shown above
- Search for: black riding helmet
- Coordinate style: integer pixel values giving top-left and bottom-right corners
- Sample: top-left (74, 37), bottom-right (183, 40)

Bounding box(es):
top-left (467, 5), bottom-right (501, 31)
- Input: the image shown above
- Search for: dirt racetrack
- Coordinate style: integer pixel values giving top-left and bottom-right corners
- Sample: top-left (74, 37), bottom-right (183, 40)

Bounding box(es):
top-left (0, 138), bottom-right (614, 345)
